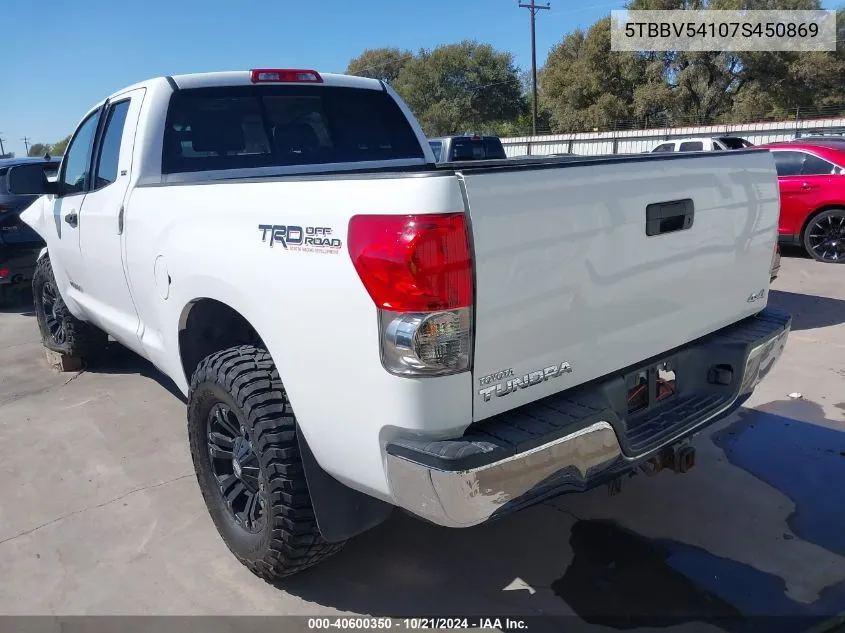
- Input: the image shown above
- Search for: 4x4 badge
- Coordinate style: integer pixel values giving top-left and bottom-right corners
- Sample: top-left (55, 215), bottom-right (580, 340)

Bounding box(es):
top-left (747, 288), bottom-right (766, 303)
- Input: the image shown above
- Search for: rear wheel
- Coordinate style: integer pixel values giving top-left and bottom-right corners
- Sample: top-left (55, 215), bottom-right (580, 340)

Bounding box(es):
top-left (187, 344), bottom-right (344, 580)
top-left (31, 256), bottom-right (107, 361)
top-left (803, 208), bottom-right (845, 263)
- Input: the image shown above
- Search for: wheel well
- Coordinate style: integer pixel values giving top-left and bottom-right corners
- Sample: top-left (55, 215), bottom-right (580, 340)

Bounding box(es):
top-left (179, 299), bottom-right (263, 383)
top-left (799, 205), bottom-right (845, 243)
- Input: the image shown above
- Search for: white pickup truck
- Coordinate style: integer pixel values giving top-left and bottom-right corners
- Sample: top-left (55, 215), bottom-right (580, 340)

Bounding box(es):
top-left (7, 68), bottom-right (790, 580)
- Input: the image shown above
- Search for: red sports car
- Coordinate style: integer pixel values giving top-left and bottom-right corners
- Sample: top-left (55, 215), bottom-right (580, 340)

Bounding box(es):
top-left (757, 140), bottom-right (845, 263)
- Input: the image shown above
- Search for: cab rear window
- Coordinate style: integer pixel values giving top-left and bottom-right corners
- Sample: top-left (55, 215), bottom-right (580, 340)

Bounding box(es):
top-left (161, 85), bottom-right (424, 174)
top-left (450, 138), bottom-right (507, 161)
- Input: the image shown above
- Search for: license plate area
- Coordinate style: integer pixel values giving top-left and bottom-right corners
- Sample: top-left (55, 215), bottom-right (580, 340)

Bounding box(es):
top-left (626, 357), bottom-right (678, 416)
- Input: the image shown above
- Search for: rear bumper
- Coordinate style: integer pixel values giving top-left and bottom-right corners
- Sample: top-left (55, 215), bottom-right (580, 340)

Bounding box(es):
top-left (385, 309), bottom-right (791, 528)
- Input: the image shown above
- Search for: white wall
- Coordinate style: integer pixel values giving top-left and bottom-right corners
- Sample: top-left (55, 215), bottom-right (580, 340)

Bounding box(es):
top-left (500, 117), bottom-right (845, 157)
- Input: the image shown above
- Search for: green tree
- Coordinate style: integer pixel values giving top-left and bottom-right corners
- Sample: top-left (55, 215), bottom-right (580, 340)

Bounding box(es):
top-left (729, 6), bottom-right (845, 121)
top-left (27, 143), bottom-right (51, 157)
top-left (392, 40), bottom-right (527, 136)
top-left (26, 135), bottom-right (70, 157)
top-left (540, 19), bottom-right (646, 132)
top-left (346, 48), bottom-right (413, 84)
top-left (624, 0), bottom-right (843, 125)
top-left (50, 136), bottom-right (70, 156)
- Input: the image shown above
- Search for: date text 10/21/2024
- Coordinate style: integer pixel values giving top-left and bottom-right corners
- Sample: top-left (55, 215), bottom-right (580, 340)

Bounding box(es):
top-left (307, 618), bottom-right (530, 630)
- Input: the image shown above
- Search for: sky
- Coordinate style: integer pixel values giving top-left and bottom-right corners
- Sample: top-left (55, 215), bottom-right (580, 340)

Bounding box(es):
top-left (0, 0), bottom-right (624, 157)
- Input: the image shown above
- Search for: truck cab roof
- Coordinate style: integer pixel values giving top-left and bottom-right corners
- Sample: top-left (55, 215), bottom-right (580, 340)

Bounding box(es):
top-left (105, 70), bottom-right (385, 103)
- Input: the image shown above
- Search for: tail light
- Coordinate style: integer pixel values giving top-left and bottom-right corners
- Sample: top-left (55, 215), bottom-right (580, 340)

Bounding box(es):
top-left (348, 213), bottom-right (473, 376)
top-left (0, 267), bottom-right (9, 279)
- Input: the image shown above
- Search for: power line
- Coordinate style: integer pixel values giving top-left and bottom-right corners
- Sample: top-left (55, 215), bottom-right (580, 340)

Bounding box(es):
top-left (519, 0), bottom-right (551, 136)
top-left (351, 52), bottom-right (416, 77)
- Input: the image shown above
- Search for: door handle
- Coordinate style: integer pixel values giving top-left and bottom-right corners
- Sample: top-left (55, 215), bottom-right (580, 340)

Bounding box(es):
top-left (802, 182), bottom-right (812, 190)
top-left (646, 199), bottom-right (695, 236)
top-left (64, 211), bottom-right (78, 228)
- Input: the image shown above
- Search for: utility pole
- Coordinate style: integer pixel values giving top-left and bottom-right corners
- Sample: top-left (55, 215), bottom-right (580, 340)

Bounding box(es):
top-left (0, 134), bottom-right (6, 156)
top-left (518, 0), bottom-right (550, 136)
top-left (21, 136), bottom-right (30, 155)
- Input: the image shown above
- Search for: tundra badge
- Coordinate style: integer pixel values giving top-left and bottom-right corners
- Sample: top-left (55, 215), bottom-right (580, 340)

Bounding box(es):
top-left (478, 362), bottom-right (572, 402)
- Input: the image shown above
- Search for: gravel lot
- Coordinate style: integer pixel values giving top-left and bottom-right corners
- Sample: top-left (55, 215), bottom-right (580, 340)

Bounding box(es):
top-left (0, 250), bottom-right (843, 632)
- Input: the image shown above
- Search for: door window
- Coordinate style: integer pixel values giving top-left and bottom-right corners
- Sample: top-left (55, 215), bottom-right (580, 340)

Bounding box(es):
top-left (93, 100), bottom-right (131, 190)
top-left (652, 143), bottom-right (675, 152)
top-left (60, 112), bottom-right (101, 195)
top-left (801, 153), bottom-right (837, 176)
top-left (771, 151), bottom-right (805, 176)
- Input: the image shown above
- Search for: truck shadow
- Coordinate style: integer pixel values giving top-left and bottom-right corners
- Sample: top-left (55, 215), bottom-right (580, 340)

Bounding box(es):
top-left (89, 342), bottom-right (187, 404)
top-left (274, 401), bottom-right (845, 632)
top-left (768, 289), bottom-right (845, 331)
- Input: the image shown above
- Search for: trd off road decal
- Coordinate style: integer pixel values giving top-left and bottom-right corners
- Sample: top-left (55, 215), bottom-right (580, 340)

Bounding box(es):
top-left (258, 224), bottom-right (342, 254)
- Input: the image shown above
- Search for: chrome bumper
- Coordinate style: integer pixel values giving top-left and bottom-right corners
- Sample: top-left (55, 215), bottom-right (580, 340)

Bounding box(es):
top-left (385, 316), bottom-right (790, 528)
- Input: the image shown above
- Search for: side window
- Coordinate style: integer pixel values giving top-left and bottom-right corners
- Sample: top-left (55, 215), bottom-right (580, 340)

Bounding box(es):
top-left (802, 154), bottom-right (836, 176)
top-left (653, 143), bottom-right (674, 153)
top-left (772, 151), bottom-right (805, 177)
top-left (428, 141), bottom-right (443, 162)
top-left (679, 141), bottom-right (704, 151)
top-left (93, 100), bottom-right (131, 190)
top-left (60, 112), bottom-right (101, 195)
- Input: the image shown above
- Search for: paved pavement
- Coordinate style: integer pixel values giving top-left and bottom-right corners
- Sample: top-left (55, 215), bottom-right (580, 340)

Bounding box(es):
top-left (0, 251), bottom-right (843, 632)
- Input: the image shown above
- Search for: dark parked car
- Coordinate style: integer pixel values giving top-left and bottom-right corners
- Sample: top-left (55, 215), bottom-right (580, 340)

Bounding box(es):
top-left (427, 135), bottom-right (508, 162)
top-left (0, 155), bottom-right (61, 302)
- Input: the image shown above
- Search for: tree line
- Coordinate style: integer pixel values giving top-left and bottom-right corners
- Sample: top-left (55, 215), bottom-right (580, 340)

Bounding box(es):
top-left (345, 0), bottom-right (844, 137)
top-left (28, 0), bottom-right (845, 154)
top-left (27, 136), bottom-right (70, 158)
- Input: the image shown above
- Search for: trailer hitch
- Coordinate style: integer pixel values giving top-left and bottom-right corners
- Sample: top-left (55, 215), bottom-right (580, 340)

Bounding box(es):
top-left (639, 443), bottom-right (697, 477)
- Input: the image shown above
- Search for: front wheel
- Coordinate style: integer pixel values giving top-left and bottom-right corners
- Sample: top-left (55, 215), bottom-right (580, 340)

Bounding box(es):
top-left (187, 345), bottom-right (344, 580)
top-left (803, 208), bottom-right (845, 263)
top-left (31, 256), bottom-right (107, 360)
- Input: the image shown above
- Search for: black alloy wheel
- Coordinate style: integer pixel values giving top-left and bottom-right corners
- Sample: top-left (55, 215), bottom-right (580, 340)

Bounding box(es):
top-left (206, 402), bottom-right (265, 534)
top-left (804, 209), bottom-right (845, 263)
top-left (187, 345), bottom-right (344, 580)
top-left (40, 279), bottom-right (68, 346)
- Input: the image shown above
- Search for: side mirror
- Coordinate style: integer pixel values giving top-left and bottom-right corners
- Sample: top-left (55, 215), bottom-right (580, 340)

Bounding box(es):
top-left (6, 164), bottom-right (58, 196)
